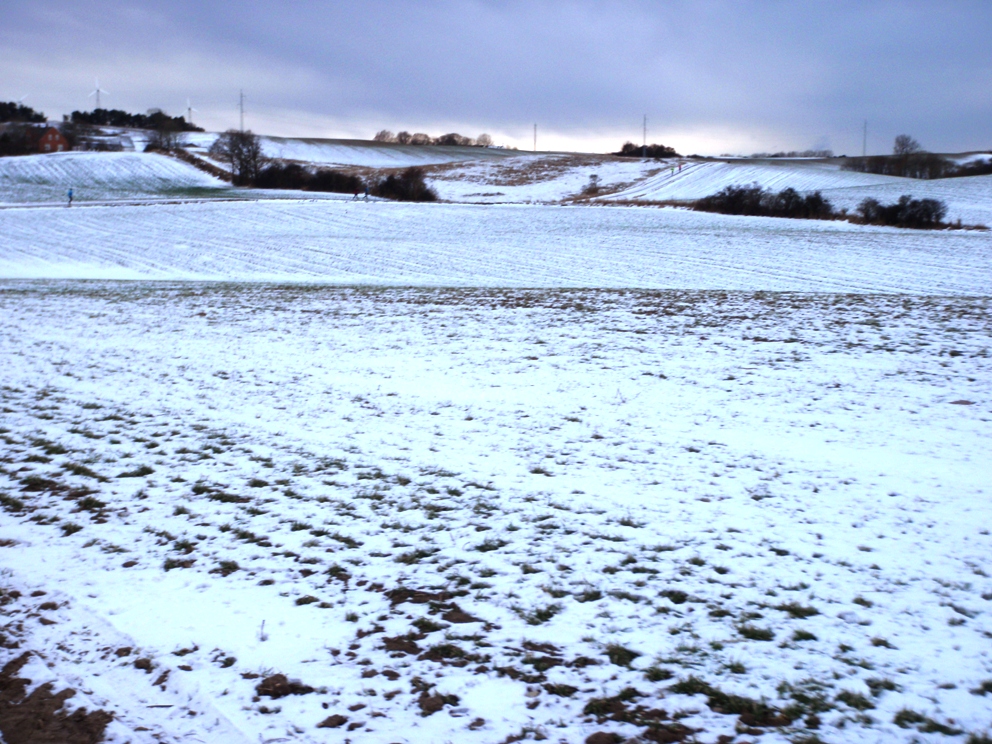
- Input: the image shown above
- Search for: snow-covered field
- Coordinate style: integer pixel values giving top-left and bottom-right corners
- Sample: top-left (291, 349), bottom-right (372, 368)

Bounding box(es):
top-left (0, 151), bottom-right (234, 205)
top-left (1, 146), bottom-right (991, 744)
top-left (1, 284), bottom-right (990, 744)
top-left (2, 199), bottom-right (990, 293)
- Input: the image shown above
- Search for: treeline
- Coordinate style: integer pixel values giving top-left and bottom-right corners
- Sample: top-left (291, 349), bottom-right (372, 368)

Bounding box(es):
top-left (692, 185), bottom-right (951, 229)
top-left (373, 130), bottom-right (493, 147)
top-left (843, 153), bottom-right (992, 179)
top-left (0, 102), bottom-right (46, 123)
top-left (694, 185), bottom-right (832, 219)
top-left (71, 108), bottom-right (202, 132)
top-left (843, 133), bottom-right (992, 180)
top-left (750, 149), bottom-right (834, 158)
top-left (256, 162), bottom-right (437, 201)
top-left (615, 142), bottom-right (680, 159)
top-left (210, 130), bottom-right (437, 200)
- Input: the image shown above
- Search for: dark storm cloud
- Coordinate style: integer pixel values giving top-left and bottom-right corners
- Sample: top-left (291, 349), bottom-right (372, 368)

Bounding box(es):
top-left (2, 0), bottom-right (990, 153)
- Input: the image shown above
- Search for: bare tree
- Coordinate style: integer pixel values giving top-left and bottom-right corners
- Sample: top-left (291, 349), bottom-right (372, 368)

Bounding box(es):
top-left (209, 129), bottom-right (265, 185)
top-left (373, 130), bottom-right (396, 143)
top-left (396, 131), bottom-right (412, 144)
top-left (146, 122), bottom-right (184, 151)
top-left (410, 133), bottom-right (431, 145)
top-left (893, 134), bottom-right (923, 156)
top-left (476, 133), bottom-right (493, 147)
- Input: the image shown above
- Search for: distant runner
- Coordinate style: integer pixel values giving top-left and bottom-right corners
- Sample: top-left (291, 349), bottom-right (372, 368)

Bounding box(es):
top-left (364, 186), bottom-right (369, 202)
top-left (67, 188), bottom-right (73, 207)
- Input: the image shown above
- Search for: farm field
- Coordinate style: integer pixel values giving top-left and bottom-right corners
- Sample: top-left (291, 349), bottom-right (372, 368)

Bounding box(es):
top-left (0, 148), bottom-right (991, 744)
top-left (2, 198), bottom-right (991, 293)
top-left (0, 283), bottom-right (990, 744)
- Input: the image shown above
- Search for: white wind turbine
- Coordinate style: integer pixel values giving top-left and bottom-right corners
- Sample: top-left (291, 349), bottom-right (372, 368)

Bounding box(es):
top-left (88, 78), bottom-right (109, 109)
top-left (184, 98), bottom-right (198, 126)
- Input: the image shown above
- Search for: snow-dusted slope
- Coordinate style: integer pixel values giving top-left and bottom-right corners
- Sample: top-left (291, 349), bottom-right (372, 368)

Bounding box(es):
top-left (1, 199), bottom-right (989, 293)
top-left (258, 137), bottom-right (527, 168)
top-left (603, 160), bottom-right (900, 201)
top-left (0, 151), bottom-right (230, 204)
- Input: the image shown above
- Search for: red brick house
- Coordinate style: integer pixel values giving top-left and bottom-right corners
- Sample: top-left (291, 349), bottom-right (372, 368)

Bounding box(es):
top-left (28, 126), bottom-right (71, 153)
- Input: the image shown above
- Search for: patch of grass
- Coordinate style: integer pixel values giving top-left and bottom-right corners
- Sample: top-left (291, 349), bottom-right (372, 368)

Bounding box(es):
top-left (396, 548), bottom-right (437, 564)
top-left (971, 680), bottom-right (992, 696)
top-left (290, 521), bottom-right (311, 532)
top-left (65, 463), bottom-right (108, 482)
top-left (295, 595), bottom-right (319, 606)
top-left (173, 505), bottom-right (190, 516)
top-left (660, 589), bottom-right (689, 605)
top-left (853, 596), bottom-right (874, 608)
top-left (576, 588), bottom-right (603, 603)
top-left (837, 690), bottom-right (875, 710)
top-left (645, 666), bottom-right (674, 682)
top-left (605, 644), bottom-right (642, 667)
top-left (475, 537), bottom-right (508, 552)
top-left (413, 618), bottom-right (447, 633)
top-left (893, 709), bottom-right (962, 735)
top-left (215, 560), bottom-right (240, 576)
top-left (118, 465), bottom-right (154, 478)
top-left (330, 532), bottom-right (362, 548)
top-left (739, 624), bottom-right (774, 641)
top-left (248, 478), bottom-right (269, 488)
top-left (870, 637), bottom-right (895, 648)
top-left (0, 494), bottom-right (26, 512)
top-left (77, 496), bottom-right (106, 511)
top-left (524, 604), bottom-right (562, 625)
top-left (776, 602), bottom-right (820, 619)
top-left (792, 629), bottom-right (818, 642)
top-left (60, 522), bottom-right (83, 536)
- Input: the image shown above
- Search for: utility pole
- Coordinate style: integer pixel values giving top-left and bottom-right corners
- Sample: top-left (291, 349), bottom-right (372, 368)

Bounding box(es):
top-left (863, 119), bottom-right (867, 158)
top-left (533, 123), bottom-right (537, 152)
top-left (239, 90), bottom-right (245, 132)
top-left (643, 115), bottom-right (647, 157)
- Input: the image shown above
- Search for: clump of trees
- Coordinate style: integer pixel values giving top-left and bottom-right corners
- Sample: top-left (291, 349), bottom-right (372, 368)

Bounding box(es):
top-left (750, 149), bottom-right (834, 158)
top-left (255, 162), bottom-right (364, 194)
top-left (0, 102), bottom-right (46, 123)
top-left (373, 167), bottom-right (437, 201)
top-left (856, 195), bottom-right (947, 229)
top-left (209, 130), bottom-right (265, 186)
top-left (615, 142), bottom-right (680, 159)
top-left (692, 184), bottom-right (952, 230)
top-left (71, 108), bottom-right (202, 132)
top-left (693, 185), bottom-right (833, 219)
top-left (373, 130), bottom-right (493, 147)
top-left (843, 134), bottom-right (956, 179)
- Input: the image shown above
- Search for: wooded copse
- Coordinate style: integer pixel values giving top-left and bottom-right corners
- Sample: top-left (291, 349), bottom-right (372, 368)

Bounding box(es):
top-left (692, 184), bottom-right (956, 230)
top-left (373, 130), bottom-right (493, 147)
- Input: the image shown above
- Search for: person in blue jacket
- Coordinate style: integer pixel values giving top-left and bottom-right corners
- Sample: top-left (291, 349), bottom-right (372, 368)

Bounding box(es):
top-left (67, 188), bottom-right (73, 207)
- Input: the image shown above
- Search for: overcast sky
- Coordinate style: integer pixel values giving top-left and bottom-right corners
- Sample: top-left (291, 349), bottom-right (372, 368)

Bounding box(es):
top-left (3, 1), bottom-right (990, 155)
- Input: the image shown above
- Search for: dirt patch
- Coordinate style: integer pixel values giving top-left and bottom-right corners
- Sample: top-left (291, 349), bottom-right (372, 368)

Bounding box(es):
top-left (255, 673), bottom-right (314, 698)
top-left (0, 652), bottom-right (113, 744)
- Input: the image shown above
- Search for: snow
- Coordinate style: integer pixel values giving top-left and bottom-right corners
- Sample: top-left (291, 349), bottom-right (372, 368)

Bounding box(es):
top-left (1, 148), bottom-right (991, 744)
top-left (0, 151), bottom-right (230, 205)
top-left (602, 160), bottom-right (900, 202)
top-left (1, 199), bottom-right (990, 293)
top-left (1, 284), bottom-right (990, 744)
top-left (255, 137), bottom-right (530, 168)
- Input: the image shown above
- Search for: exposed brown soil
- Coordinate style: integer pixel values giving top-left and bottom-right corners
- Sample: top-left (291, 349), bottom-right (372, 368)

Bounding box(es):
top-left (0, 652), bottom-right (113, 744)
top-left (255, 673), bottom-right (314, 699)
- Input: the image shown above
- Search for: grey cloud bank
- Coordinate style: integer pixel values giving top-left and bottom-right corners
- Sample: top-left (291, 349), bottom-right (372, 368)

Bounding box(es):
top-left (2, 0), bottom-right (990, 155)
